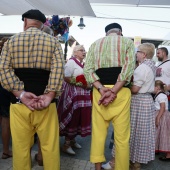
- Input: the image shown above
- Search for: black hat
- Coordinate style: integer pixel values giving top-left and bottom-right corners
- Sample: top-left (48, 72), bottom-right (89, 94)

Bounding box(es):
top-left (105, 23), bottom-right (122, 33)
top-left (22, 9), bottom-right (46, 23)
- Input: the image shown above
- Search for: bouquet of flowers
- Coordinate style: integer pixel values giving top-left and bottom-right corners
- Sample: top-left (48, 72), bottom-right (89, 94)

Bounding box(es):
top-left (70, 75), bottom-right (87, 87)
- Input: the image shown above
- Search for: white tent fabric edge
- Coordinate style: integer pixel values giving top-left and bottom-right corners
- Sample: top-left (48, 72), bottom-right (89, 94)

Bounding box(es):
top-left (0, 0), bottom-right (96, 17)
top-left (89, 0), bottom-right (170, 6)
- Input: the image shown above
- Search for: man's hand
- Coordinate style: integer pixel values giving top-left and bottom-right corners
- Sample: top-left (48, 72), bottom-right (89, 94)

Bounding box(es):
top-left (31, 92), bottom-right (56, 110)
top-left (32, 94), bottom-right (52, 110)
top-left (20, 92), bottom-right (39, 111)
top-left (99, 86), bottom-right (110, 96)
top-left (98, 90), bottom-right (117, 106)
top-left (93, 82), bottom-right (114, 106)
top-left (14, 91), bottom-right (56, 111)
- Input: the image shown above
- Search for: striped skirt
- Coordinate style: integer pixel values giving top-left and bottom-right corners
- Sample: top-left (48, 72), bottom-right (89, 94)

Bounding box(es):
top-left (130, 93), bottom-right (155, 164)
top-left (57, 81), bottom-right (92, 138)
top-left (155, 110), bottom-right (170, 153)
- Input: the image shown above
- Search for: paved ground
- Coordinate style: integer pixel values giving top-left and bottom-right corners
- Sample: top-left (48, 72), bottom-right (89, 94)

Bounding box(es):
top-left (0, 125), bottom-right (170, 170)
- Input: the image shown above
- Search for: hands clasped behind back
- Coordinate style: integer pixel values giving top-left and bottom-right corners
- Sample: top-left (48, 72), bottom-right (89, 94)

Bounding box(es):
top-left (20, 92), bottom-right (54, 111)
top-left (98, 87), bottom-right (117, 106)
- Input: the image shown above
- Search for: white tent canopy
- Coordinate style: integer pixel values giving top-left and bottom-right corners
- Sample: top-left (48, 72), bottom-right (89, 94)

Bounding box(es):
top-left (90, 0), bottom-right (170, 6)
top-left (0, 0), bottom-right (170, 17)
top-left (0, 0), bottom-right (95, 17)
top-left (0, 0), bottom-right (170, 58)
top-left (89, 0), bottom-right (170, 23)
top-left (0, 0), bottom-right (169, 25)
top-left (0, 0), bottom-right (170, 21)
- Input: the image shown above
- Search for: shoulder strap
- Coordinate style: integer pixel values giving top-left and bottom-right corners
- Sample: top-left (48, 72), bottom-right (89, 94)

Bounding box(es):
top-left (154, 91), bottom-right (166, 101)
top-left (157, 59), bottom-right (170, 67)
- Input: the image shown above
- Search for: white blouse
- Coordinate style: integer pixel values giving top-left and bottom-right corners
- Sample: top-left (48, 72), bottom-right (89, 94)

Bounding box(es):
top-left (133, 63), bottom-right (155, 93)
top-left (64, 58), bottom-right (84, 77)
top-left (154, 93), bottom-right (168, 110)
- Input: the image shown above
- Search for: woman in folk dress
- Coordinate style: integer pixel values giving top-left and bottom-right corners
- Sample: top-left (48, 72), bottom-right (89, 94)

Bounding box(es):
top-left (57, 45), bottom-right (92, 155)
top-left (130, 43), bottom-right (156, 170)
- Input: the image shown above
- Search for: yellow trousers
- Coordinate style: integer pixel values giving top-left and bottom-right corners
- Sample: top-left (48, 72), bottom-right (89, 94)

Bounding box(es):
top-left (10, 103), bottom-right (60, 170)
top-left (90, 86), bottom-right (131, 170)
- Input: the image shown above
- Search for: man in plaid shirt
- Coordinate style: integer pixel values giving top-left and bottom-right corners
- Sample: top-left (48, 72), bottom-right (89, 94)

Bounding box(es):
top-left (0, 9), bottom-right (64, 170)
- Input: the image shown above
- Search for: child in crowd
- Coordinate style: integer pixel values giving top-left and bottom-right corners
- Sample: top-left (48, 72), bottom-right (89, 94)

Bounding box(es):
top-left (154, 80), bottom-right (170, 161)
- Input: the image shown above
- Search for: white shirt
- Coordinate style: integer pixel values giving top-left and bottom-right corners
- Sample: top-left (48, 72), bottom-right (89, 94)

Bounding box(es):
top-left (133, 63), bottom-right (155, 93)
top-left (154, 93), bottom-right (168, 110)
top-left (64, 58), bottom-right (84, 77)
top-left (155, 60), bottom-right (170, 86)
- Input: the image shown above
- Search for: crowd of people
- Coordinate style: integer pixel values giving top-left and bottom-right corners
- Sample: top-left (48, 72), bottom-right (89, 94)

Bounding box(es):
top-left (100, 46), bottom-right (170, 170)
top-left (0, 9), bottom-right (170, 170)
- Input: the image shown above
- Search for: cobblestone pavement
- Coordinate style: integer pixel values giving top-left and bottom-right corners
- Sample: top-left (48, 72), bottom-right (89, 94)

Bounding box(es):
top-left (1, 126), bottom-right (170, 169)
top-left (0, 149), bottom-right (95, 170)
top-left (1, 143), bottom-right (170, 170)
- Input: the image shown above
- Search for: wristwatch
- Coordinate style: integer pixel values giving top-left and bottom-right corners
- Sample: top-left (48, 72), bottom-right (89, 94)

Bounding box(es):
top-left (97, 85), bottom-right (103, 91)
